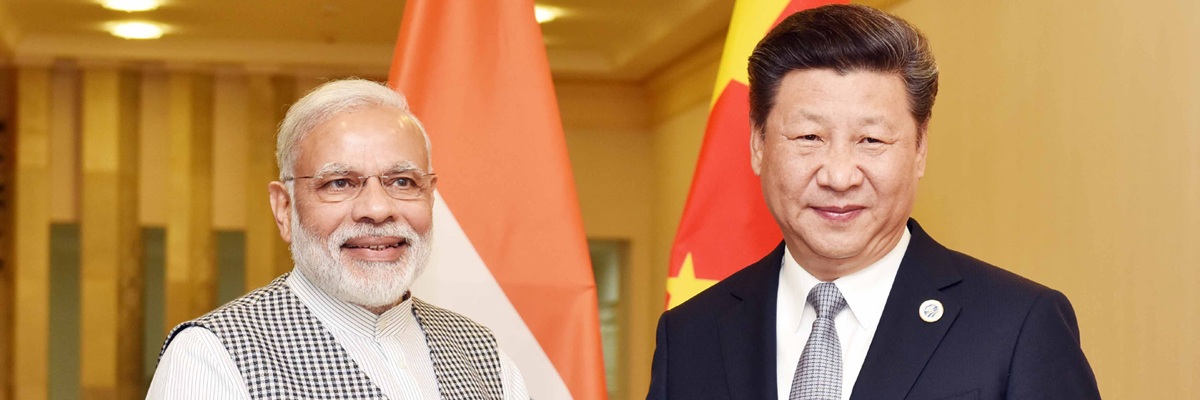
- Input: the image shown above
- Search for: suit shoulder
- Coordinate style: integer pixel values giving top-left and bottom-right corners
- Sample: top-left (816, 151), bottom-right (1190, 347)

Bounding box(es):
top-left (941, 252), bottom-right (1098, 397)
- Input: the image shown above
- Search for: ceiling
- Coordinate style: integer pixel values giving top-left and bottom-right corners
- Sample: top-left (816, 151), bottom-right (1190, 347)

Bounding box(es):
top-left (0, 0), bottom-right (897, 81)
top-left (0, 0), bottom-right (735, 81)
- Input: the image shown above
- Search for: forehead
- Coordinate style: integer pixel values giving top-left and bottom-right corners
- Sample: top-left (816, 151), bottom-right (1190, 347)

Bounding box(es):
top-left (769, 69), bottom-right (912, 128)
top-left (294, 106), bottom-right (429, 173)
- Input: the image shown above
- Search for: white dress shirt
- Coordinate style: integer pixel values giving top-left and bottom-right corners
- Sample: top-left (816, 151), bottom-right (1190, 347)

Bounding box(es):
top-left (148, 270), bottom-right (528, 399)
top-left (776, 228), bottom-right (910, 400)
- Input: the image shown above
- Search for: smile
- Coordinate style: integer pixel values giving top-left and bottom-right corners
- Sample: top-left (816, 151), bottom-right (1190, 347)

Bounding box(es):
top-left (343, 242), bottom-right (405, 251)
top-left (340, 237), bottom-right (409, 260)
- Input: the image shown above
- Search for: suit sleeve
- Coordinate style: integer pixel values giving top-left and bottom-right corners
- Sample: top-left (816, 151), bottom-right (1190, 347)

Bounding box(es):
top-left (646, 312), bottom-right (669, 400)
top-left (1006, 290), bottom-right (1101, 399)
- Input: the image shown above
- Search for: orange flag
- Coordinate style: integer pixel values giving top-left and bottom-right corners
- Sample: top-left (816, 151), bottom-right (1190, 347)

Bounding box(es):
top-left (389, 1), bottom-right (606, 399)
top-left (667, 0), bottom-right (847, 309)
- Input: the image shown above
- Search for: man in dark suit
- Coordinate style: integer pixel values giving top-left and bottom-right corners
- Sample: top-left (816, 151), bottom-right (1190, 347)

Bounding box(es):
top-left (647, 4), bottom-right (1100, 400)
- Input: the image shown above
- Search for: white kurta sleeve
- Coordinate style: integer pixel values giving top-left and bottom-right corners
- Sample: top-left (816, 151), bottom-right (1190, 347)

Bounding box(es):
top-left (499, 348), bottom-right (530, 400)
top-left (146, 327), bottom-right (249, 400)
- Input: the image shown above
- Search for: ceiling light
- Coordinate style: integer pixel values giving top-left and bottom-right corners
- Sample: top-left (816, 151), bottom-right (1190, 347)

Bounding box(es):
top-left (109, 21), bottom-right (164, 39)
top-left (534, 5), bottom-right (559, 24)
top-left (102, 0), bottom-right (159, 12)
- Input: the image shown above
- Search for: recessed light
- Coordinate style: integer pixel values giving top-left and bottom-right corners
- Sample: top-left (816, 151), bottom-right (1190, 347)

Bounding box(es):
top-left (534, 5), bottom-right (559, 24)
top-left (102, 0), bottom-right (159, 12)
top-left (109, 21), bottom-right (164, 40)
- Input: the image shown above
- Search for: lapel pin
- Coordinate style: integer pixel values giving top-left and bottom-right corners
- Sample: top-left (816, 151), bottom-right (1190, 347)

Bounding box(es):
top-left (919, 299), bottom-right (944, 323)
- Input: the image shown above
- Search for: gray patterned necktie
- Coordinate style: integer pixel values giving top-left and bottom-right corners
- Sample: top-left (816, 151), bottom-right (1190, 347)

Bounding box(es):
top-left (789, 282), bottom-right (848, 400)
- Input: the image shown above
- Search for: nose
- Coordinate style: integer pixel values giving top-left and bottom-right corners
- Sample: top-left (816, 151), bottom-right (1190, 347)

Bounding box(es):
top-left (815, 143), bottom-right (865, 192)
top-left (349, 176), bottom-right (399, 225)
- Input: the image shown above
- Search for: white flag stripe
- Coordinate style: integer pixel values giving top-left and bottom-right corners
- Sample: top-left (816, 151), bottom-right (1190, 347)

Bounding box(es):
top-left (414, 190), bottom-right (574, 399)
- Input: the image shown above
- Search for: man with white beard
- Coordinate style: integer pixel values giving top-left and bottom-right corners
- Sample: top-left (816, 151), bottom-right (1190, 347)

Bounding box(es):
top-left (148, 79), bottom-right (528, 399)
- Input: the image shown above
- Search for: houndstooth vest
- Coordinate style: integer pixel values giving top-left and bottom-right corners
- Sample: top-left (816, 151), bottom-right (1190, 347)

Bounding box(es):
top-left (160, 274), bottom-right (505, 399)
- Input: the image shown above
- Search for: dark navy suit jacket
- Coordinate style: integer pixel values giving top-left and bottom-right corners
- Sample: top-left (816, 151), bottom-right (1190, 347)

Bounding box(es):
top-left (647, 220), bottom-right (1100, 400)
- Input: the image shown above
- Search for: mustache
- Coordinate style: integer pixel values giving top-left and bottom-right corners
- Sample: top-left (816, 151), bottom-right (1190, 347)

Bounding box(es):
top-left (326, 222), bottom-right (423, 248)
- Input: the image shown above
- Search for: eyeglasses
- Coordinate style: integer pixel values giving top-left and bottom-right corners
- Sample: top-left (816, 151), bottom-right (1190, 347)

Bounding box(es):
top-left (285, 171), bottom-right (437, 203)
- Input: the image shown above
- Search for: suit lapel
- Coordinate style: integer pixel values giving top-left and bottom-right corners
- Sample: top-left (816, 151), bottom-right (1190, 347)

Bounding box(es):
top-left (718, 243), bottom-right (785, 400)
top-left (850, 220), bottom-right (963, 400)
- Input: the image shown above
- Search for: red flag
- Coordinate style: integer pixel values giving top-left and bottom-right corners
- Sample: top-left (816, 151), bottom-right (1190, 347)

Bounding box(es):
top-left (389, 1), bottom-right (606, 399)
top-left (667, 0), bottom-right (848, 309)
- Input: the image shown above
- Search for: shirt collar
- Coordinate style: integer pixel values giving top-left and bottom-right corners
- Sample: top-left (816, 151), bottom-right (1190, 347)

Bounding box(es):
top-left (287, 268), bottom-right (415, 339)
top-left (779, 227), bottom-right (910, 334)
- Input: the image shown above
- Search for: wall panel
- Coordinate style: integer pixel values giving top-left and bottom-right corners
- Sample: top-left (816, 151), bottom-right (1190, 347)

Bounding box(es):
top-left (163, 71), bottom-right (215, 329)
top-left (13, 64), bottom-right (51, 400)
top-left (78, 66), bottom-right (142, 399)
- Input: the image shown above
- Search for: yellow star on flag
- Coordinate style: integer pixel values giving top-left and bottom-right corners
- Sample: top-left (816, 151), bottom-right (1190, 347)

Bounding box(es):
top-left (667, 252), bottom-right (719, 309)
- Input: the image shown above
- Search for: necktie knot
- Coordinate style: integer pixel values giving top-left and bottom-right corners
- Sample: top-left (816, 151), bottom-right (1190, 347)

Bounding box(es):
top-left (807, 282), bottom-right (847, 320)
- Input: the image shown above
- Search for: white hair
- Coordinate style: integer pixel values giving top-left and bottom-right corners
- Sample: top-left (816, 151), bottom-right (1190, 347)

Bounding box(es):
top-left (276, 78), bottom-right (432, 180)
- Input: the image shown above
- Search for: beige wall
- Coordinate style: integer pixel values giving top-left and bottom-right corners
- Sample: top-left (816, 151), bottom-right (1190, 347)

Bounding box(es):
top-left (47, 64), bottom-right (78, 223)
top-left (562, 33), bottom-right (725, 397)
top-left (889, 0), bottom-right (1199, 397)
top-left (554, 31), bottom-right (725, 396)
top-left (557, 80), bottom-right (655, 399)
top-left (211, 72), bottom-right (249, 230)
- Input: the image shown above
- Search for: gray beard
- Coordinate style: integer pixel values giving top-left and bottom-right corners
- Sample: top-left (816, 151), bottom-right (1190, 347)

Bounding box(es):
top-left (289, 209), bottom-right (432, 310)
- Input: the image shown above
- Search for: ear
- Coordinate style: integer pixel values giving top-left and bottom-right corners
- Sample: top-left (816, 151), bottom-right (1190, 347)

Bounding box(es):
top-left (750, 125), bottom-right (765, 176)
top-left (267, 181), bottom-right (294, 243)
top-left (426, 175), bottom-right (438, 206)
top-left (915, 125), bottom-right (929, 179)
